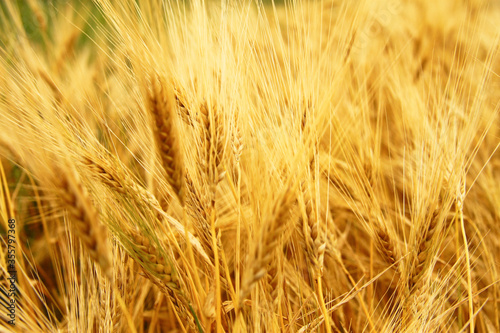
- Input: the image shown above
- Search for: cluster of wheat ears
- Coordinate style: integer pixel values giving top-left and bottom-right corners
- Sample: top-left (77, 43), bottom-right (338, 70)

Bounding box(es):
top-left (0, 0), bottom-right (499, 332)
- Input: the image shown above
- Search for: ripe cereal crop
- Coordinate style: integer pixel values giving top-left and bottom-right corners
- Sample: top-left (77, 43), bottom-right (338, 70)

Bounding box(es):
top-left (0, 0), bottom-right (499, 332)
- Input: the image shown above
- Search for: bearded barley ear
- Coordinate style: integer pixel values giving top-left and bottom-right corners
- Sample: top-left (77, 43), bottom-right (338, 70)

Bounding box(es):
top-left (82, 153), bottom-right (212, 267)
top-left (147, 72), bottom-right (186, 206)
top-left (128, 233), bottom-right (179, 290)
top-left (185, 172), bottom-right (213, 257)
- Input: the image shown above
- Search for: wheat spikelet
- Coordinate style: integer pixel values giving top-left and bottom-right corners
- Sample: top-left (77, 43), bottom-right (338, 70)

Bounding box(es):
top-left (203, 283), bottom-right (216, 319)
top-left (199, 101), bottom-right (226, 200)
top-left (409, 208), bottom-right (440, 290)
top-left (172, 81), bottom-right (195, 127)
top-left (232, 112), bottom-right (243, 163)
top-left (147, 73), bottom-right (185, 206)
top-left (375, 226), bottom-right (399, 268)
top-left (55, 166), bottom-right (112, 278)
top-left (128, 232), bottom-right (179, 291)
top-left (185, 172), bottom-right (214, 257)
top-left (300, 183), bottom-right (326, 280)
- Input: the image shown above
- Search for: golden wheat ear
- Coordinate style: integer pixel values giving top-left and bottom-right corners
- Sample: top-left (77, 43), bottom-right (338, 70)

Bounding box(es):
top-left (124, 231), bottom-right (198, 330)
top-left (240, 187), bottom-right (296, 304)
top-left (198, 101), bottom-right (226, 198)
top-left (147, 72), bottom-right (186, 206)
top-left (54, 165), bottom-right (112, 278)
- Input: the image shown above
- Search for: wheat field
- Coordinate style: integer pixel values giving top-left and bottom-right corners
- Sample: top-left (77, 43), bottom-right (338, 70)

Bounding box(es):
top-left (0, 0), bottom-right (499, 332)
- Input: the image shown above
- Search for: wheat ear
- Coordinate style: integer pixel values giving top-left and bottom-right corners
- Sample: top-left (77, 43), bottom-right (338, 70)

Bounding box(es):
top-left (148, 73), bottom-right (185, 206)
top-left (128, 232), bottom-right (179, 291)
top-left (409, 208), bottom-right (441, 291)
top-left (232, 112), bottom-right (243, 163)
top-left (81, 155), bottom-right (158, 207)
top-left (240, 188), bottom-right (295, 304)
top-left (126, 232), bottom-right (196, 329)
top-left (199, 101), bottom-right (226, 201)
top-left (374, 224), bottom-right (399, 269)
top-left (172, 81), bottom-right (195, 127)
top-left (56, 166), bottom-right (112, 277)
top-left (300, 184), bottom-right (326, 280)
top-left (185, 172), bottom-right (214, 257)
top-left (82, 154), bottom-right (212, 266)
top-left (399, 207), bottom-right (441, 328)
